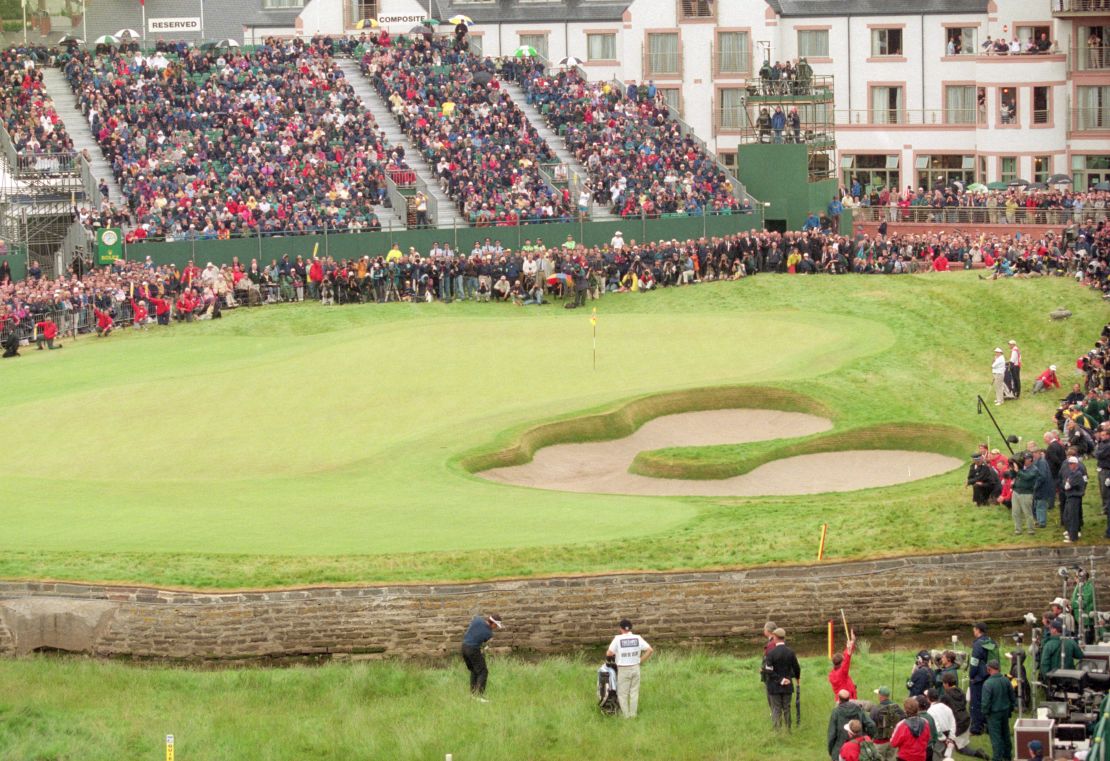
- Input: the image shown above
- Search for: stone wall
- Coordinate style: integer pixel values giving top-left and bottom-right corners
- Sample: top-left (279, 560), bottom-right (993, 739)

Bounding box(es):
top-left (1, 546), bottom-right (1107, 661)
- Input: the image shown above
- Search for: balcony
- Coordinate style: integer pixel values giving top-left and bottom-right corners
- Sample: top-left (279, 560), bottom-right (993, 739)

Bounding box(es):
top-left (1071, 46), bottom-right (1110, 72)
top-left (1052, 0), bottom-right (1110, 15)
top-left (835, 108), bottom-right (986, 127)
top-left (743, 74), bottom-right (835, 103)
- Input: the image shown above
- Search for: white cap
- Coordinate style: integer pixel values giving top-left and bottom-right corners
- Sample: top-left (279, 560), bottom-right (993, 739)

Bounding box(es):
top-left (1008, 340), bottom-right (1017, 345)
top-left (994, 347), bottom-right (1004, 353)
top-left (1067, 456), bottom-right (1079, 463)
top-left (1050, 365), bottom-right (1057, 371)
top-left (1052, 597), bottom-right (1067, 608)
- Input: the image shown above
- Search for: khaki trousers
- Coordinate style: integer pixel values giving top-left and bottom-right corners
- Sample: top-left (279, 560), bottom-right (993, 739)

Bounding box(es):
top-left (616, 664), bottom-right (641, 718)
top-left (993, 372), bottom-right (1006, 404)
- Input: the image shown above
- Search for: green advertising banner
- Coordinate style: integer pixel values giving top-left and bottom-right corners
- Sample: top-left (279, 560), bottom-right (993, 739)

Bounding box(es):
top-left (97, 228), bottom-right (123, 265)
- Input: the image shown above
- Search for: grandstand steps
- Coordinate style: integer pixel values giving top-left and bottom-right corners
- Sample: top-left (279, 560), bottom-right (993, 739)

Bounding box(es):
top-left (336, 59), bottom-right (461, 230)
top-left (40, 67), bottom-right (124, 208)
top-left (498, 80), bottom-right (619, 223)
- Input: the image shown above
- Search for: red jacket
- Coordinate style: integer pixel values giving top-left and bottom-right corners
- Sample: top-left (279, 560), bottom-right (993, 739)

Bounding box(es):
top-left (34, 320), bottom-right (57, 339)
top-left (828, 647), bottom-right (856, 699)
top-left (130, 299), bottom-right (147, 322)
top-left (1036, 369), bottom-right (1060, 389)
top-left (932, 254), bottom-right (949, 272)
top-left (839, 735), bottom-right (874, 761)
top-left (150, 297), bottom-right (170, 316)
top-left (93, 308), bottom-right (113, 329)
top-left (889, 717), bottom-right (931, 761)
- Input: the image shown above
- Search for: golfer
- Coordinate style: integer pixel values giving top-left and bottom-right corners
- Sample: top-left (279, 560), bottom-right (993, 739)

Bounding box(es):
top-left (460, 613), bottom-right (502, 702)
top-left (606, 618), bottom-right (654, 718)
top-left (991, 347), bottom-right (1007, 406)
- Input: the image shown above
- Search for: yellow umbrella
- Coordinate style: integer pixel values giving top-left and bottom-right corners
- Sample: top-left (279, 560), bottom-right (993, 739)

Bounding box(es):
top-left (354, 18), bottom-right (380, 30)
top-left (448, 15), bottom-right (474, 25)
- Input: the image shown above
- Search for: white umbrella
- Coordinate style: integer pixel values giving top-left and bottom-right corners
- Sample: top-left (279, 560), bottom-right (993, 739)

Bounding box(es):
top-left (93, 35), bottom-right (119, 46)
top-left (115, 29), bottom-right (142, 40)
top-left (214, 39), bottom-right (240, 49)
top-left (558, 56), bottom-right (583, 67)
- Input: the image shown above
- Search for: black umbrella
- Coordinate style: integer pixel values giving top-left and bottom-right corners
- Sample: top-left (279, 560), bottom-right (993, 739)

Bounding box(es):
top-left (1094, 181), bottom-right (1110, 191)
top-left (1029, 182), bottom-right (1048, 190)
top-left (57, 35), bottom-right (84, 46)
top-left (472, 70), bottom-right (493, 86)
top-left (1047, 173), bottom-right (1072, 184)
top-left (410, 24), bottom-right (435, 36)
top-left (1008, 179), bottom-right (1030, 188)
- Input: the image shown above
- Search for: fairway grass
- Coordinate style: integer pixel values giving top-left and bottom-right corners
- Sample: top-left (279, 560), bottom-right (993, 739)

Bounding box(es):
top-left (0, 648), bottom-right (1001, 761)
top-left (0, 272), bottom-right (1107, 588)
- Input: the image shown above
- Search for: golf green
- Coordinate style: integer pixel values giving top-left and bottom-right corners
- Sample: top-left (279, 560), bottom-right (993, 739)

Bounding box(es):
top-left (0, 272), bottom-right (1103, 587)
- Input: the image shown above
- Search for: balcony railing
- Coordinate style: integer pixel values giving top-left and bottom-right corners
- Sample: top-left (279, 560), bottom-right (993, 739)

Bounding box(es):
top-left (1052, 0), bottom-right (1110, 13)
top-left (1071, 46), bottom-right (1110, 71)
top-left (835, 108), bottom-right (986, 126)
top-left (853, 205), bottom-right (1084, 226)
top-left (1071, 107), bottom-right (1110, 131)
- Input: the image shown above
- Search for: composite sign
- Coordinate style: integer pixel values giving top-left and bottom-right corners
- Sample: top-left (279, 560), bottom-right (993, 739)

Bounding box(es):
top-left (148, 17), bottom-right (201, 33)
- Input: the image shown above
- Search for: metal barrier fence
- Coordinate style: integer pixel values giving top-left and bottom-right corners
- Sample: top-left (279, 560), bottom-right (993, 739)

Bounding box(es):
top-left (851, 205), bottom-right (1101, 226)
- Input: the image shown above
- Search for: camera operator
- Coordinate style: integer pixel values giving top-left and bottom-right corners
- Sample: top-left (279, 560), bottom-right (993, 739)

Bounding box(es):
top-left (933, 651), bottom-right (959, 691)
top-left (907, 651), bottom-right (934, 698)
top-left (968, 623), bottom-right (997, 736)
top-left (1071, 568), bottom-right (1097, 644)
top-left (1038, 618), bottom-right (1082, 680)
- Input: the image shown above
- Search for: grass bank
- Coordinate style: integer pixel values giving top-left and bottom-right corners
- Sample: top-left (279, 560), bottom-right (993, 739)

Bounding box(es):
top-left (0, 647), bottom-right (999, 761)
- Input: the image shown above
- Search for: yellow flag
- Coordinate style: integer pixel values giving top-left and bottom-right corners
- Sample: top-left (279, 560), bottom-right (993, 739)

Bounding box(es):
top-left (590, 307), bottom-right (597, 327)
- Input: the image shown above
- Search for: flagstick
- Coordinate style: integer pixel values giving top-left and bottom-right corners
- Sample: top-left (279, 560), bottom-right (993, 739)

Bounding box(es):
top-left (592, 323), bottom-right (596, 371)
top-left (22, 0), bottom-right (27, 45)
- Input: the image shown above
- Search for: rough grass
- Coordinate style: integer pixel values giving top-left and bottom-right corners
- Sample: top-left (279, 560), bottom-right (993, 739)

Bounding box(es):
top-left (0, 272), bottom-right (1107, 589)
top-left (629, 422), bottom-right (974, 480)
top-left (0, 648), bottom-right (1001, 761)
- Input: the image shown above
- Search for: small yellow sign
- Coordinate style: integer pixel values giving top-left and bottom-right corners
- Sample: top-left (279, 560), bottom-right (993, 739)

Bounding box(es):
top-left (166, 734), bottom-right (174, 761)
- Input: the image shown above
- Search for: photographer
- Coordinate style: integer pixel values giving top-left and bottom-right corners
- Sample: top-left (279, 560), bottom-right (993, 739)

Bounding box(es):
top-left (1038, 618), bottom-right (1082, 679)
top-left (907, 651), bottom-right (934, 698)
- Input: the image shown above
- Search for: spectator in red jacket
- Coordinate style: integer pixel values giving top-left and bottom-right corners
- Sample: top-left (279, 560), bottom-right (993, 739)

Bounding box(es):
top-left (839, 720), bottom-right (874, 761)
top-left (149, 296), bottom-right (171, 325)
top-left (889, 698), bottom-right (932, 761)
top-left (130, 298), bottom-right (148, 330)
top-left (308, 257), bottom-right (324, 300)
top-left (34, 319), bottom-right (61, 350)
top-left (93, 307), bottom-right (113, 336)
top-left (932, 252), bottom-right (950, 272)
top-left (1032, 365), bottom-right (1060, 394)
top-left (828, 632), bottom-right (857, 700)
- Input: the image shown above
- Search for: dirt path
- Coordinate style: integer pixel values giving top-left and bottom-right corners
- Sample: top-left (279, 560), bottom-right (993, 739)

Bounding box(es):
top-left (479, 409), bottom-right (961, 497)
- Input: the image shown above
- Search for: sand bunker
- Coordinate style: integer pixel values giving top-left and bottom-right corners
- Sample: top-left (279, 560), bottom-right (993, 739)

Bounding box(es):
top-left (479, 409), bottom-right (962, 497)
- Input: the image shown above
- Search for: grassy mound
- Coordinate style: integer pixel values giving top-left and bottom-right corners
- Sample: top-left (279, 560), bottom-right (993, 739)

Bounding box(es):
top-left (630, 422), bottom-right (974, 480)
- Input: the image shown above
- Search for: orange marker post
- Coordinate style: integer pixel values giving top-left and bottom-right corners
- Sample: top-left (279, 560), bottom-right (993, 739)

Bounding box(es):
top-left (828, 620), bottom-right (834, 660)
top-left (817, 523), bottom-right (828, 561)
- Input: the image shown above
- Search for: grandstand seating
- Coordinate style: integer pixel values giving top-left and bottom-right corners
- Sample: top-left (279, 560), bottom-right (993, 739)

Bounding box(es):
top-left (0, 48), bottom-right (75, 168)
top-left (359, 37), bottom-right (573, 226)
top-left (62, 38), bottom-right (399, 240)
top-left (513, 65), bottom-right (744, 218)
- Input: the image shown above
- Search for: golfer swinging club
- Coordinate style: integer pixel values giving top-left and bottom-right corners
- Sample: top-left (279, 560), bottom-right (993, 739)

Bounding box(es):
top-left (460, 613), bottom-right (503, 702)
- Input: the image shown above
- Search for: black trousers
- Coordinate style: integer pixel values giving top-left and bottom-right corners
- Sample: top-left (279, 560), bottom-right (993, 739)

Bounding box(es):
top-left (461, 645), bottom-right (488, 694)
top-left (1064, 494), bottom-right (1084, 541)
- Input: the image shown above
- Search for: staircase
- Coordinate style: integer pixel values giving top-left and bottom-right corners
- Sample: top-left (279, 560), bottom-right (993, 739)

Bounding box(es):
top-left (499, 80), bottom-right (617, 221)
top-left (40, 66), bottom-right (124, 206)
top-left (336, 59), bottom-right (461, 229)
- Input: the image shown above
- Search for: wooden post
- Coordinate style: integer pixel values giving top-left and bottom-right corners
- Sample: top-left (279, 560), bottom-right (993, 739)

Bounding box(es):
top-left (817, 523), bottom-right (828, 560)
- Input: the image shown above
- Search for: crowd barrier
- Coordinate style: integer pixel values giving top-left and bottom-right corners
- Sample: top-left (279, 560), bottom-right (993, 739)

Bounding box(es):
top-left (851, 205), bottom-right (1099, 227)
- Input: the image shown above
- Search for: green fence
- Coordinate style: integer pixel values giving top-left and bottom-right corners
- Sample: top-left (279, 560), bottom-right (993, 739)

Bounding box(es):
top-left (116, 214), bottom-right (762, 270)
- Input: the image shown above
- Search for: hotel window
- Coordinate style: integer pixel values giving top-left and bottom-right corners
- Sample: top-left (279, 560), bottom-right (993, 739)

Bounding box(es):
top-left (915, 154), bottom-right (974, 188)
top-left (1016, 25), bottom-right (1050, 48)
top-left (719, 151), bottom-right (738, 172)
top-left (1076, 86), bottom-right (1110, 130)
top-left (1034, 156), bottom-right (1052, 183)
top-left (717, 31), bottom-right (751, 75)
top-left (469, 35), bottom-right (483, 55)
top-left (1033, 86), bottom-right (1050, 125)
top-left (518, 34), bottom-right (548, 59)
top-left (678, 0), bottom-right (714, 20)
top-left (944, 85), bottom-right (977, 124)
top-left (587, 33), bottom-right (616, 61)
top-left (355, 0), bottom-right (379, 18)
top-left (719, 87), bottom-right (745, 129)
top-left (797, 30), bottom-right (829, 58)
top-left (657, 87), bottom-right (681, 115)
top-left (646, 33), bottom-right (680, 76)
top-left (841, 154), bottom-right (900, 195)
top-left (999, 87), bottom-right (1017, 125)
top-left (870, 86), bottom-right (903, 125)
top-left (945, 27), bottom-right (976, 55)
top-left (1072, 155), bottom-right (1110, 189)
top-left (871, 28), bottom-right (903, 57)
top-left (263, 0), bottom-right (305, 7)
top-left (1000, 156), bottom-right (1017, 185)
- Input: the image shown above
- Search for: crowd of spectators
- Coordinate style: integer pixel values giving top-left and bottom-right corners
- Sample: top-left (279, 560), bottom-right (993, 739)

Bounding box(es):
top-left (979, 33), bottom-right (1056, 55)
top-left (62, 36), bottom-right (399, 242)
top-left (3, 216), bottom-right (1105, 354)
top-left (360, 36), bottom-right (572, 226)
top-left (512, 64), bottom-right (746, 219)
top-left (0, 46), bottom-right (75, 168)
top-left (845, 184), bottom-right (1110, 226)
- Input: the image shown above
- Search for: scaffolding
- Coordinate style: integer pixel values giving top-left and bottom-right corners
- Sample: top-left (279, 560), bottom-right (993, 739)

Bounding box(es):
top-left (717, 74), bottom-right (836, 183)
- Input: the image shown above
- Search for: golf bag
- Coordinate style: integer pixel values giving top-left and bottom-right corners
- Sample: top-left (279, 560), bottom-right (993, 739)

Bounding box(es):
top-left (597, 661), bottom-right (620, 716)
